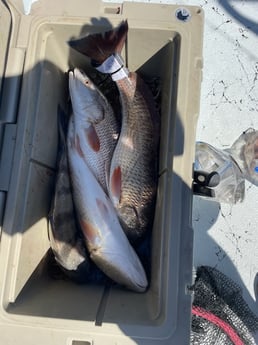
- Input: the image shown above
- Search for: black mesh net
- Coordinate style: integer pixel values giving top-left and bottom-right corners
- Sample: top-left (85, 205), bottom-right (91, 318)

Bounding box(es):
top-left (191, 266), bottom-right (258, 345)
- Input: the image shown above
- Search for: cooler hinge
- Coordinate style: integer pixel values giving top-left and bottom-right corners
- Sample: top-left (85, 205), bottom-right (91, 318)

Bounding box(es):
top-left (0, 123), bottom-right (17, 225)
top-left (0, 47), bottom-right (24, 225)
top-left (0, 123), bottom-right (17, 192)
top-left (0, 47), bottom-right (25, 124)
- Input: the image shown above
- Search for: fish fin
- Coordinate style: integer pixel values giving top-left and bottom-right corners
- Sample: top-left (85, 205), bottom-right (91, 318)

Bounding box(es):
top-left (96, 198), bottom-right (110, 222)
top-left (56, 104), bottom-right (71, 163)
top-left (57, 104), bottom-right (69, 142)
top-left (110, 166), bottom-right (122, 206)
top-left (92, 105), bottom-right (105, 124)
top-left (75, 134), bottom-right (85, 157)
top-left (84, 125), bottom-right (100, 152)
top-left (80, 219), bottom-right (98, 243)
top-left (68, 20), bottom-right (128, 64)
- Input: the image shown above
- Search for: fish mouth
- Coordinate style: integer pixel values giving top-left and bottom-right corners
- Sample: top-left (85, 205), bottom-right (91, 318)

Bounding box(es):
top-left (133, 280), bottom-right (148, 293)
top-left (92, 248), bottom-right (148, 293)
top-left (69, 68), bottom-right (95, 90)
top-left (73, 67), bottom-right (87, 82)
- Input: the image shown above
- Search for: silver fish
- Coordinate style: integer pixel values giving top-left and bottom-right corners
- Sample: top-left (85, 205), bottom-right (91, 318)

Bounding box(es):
top-left (67, 115), bottom-right (148, 292)
top-left (68, 68), bottom-right (119, 193)
top-left (68, 21), bottom-right (160, 243)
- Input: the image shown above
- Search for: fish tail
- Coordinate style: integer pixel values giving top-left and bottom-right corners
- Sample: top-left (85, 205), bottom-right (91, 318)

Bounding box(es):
top-left (57, 104), bottom-right (70, 148)
top-left (68, 20), bottom-right (128, 64)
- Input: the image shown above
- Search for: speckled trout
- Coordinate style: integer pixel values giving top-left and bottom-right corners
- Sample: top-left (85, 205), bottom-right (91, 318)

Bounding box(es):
top-left (48, 106), bottom-right (91, 280)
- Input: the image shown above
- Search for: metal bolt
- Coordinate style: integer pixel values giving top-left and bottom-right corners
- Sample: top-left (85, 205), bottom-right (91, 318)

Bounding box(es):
top-left (175, 8), bottom-right (191, 22)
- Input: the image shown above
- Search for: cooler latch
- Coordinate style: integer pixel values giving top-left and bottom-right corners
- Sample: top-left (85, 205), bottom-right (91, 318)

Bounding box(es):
top-left (193, 170), bottom-right (220, 198)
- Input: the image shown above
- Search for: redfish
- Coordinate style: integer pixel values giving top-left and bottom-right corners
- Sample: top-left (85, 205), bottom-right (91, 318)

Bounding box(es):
top-left (68, 68), bottom-right (119, 193)
top-left (67, 116), bottom-right (148, 292)
top-left (68, 21), bottom-right (160, 243)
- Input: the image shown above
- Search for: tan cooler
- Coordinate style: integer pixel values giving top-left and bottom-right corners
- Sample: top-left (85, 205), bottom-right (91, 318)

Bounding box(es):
top-left (0, 1), bottom-right (204, 344)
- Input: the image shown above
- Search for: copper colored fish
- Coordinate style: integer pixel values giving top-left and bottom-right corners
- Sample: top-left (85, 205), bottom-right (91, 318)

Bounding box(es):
top-left (67, 115), bottom-right (148, 292)
top-left (68, 21), bottom-right (160, 243)
top-left (68, 68), bottom-right (119, 193)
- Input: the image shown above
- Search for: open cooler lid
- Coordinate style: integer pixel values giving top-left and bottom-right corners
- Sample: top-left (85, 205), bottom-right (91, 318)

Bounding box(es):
top-left (1, 0), bottom-right (28, 227)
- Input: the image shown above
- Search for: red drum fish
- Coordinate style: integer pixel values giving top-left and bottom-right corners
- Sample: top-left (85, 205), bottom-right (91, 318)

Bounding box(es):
top-left (67, 115), bottom-right (148, 292)
top-left (68, 21), bottom-right (160, 243)
top-left (68, 68), bottom-right (119, 193)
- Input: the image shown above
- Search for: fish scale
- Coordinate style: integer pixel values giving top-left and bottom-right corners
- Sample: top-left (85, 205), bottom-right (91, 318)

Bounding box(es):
top-left (69, 69), bottom-right (119, 193)
top-left (48, 106), bottom-right (91, 275)
top-left (109, 72), bottom-right (159, 242)
top-left (49, 150), bottom-right (87, 270)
